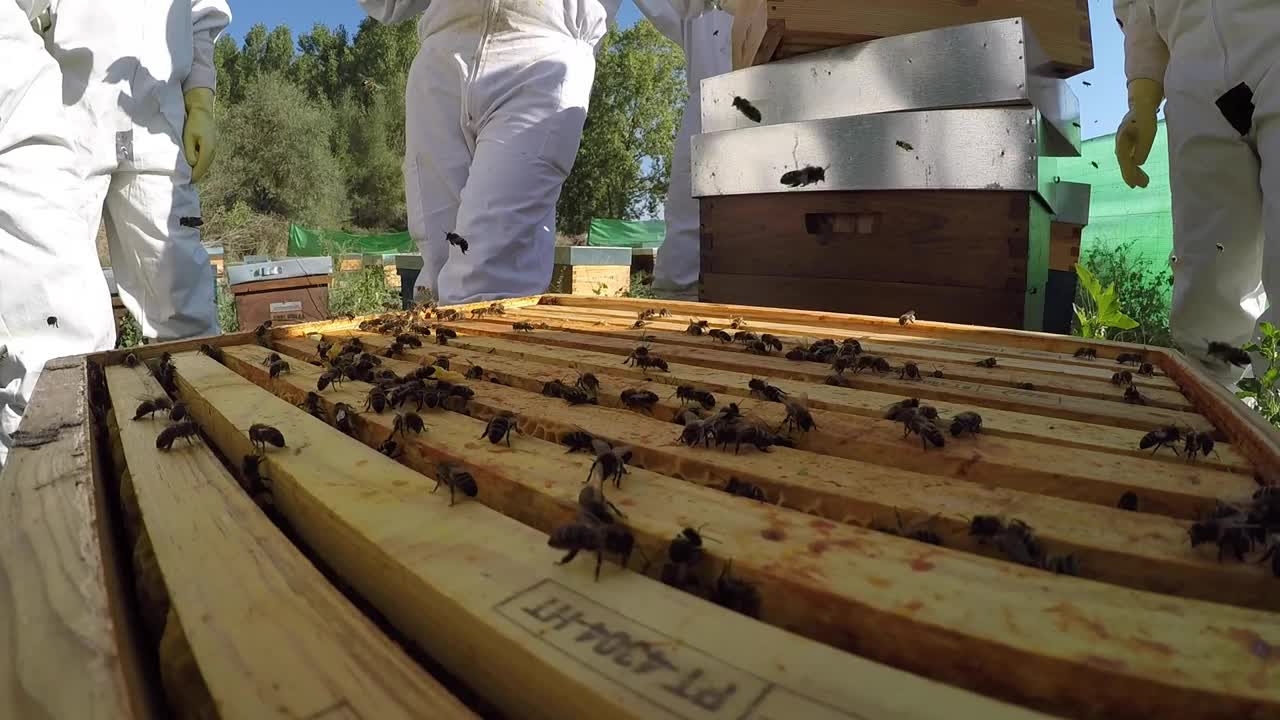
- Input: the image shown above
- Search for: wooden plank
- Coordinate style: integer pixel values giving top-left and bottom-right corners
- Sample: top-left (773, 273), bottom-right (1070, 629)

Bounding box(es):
top-left (766, 0), bottom-right (1094, 77)
top-left (0, 357), bottom-right (154, 720)
top-left (285, 334), bottom-right (1246, 511)
top-left (497, 308), bottom-right (1192, 407)
top-left (265, 340), bottom-right (1275, 609)
top-left (213, 345), bottom-right (1280, 720)
top-left (104, 365), bottom-right (472, 719)
top-left (506, 302), bottom-right (1177, 392)
top-left (318, 329), bottom-right (1244, 471)
top-left (1049, 223), bottom-right (1083, 273)
top-left (538, 295), bottom-right (1161, 362)
top-left (427, 321), bottom-right (1213, 433)
top-left (169, 352), bottom-right (1056, 720)
top-left (513, 303), bottom-right (1184, 390)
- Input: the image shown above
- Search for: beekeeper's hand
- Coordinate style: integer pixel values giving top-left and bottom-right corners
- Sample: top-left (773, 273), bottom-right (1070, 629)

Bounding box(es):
top-left (183, 87), bottom-right (217, 183)
top-left (1115, 78), bottom-right (1163, 189)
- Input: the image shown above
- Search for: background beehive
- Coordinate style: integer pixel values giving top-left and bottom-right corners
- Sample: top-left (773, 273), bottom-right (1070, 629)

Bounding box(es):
top-left (3, 295), bottom-right (1279, 720)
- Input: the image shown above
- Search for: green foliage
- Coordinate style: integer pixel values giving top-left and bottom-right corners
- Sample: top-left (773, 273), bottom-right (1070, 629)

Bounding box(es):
top-left (1072, 263), bottom-right (1138, 340)
top-left (115, 312), bottom-right (144, 349)
top-left (1238, 323), bottom-right (1280, 426)
top-left (1075, 240), bottom-right (1174, 347)
top-left (622, 272), bottom-right (658, 299)
top-left (557, 21), bottom-right (686, 235)
top-left (327, 267), bottom-right (401, 318)
top-left (216, 283), bottom-right (240, 334)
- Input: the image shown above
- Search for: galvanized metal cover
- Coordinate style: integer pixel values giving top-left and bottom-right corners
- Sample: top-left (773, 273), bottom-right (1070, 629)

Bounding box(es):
top-left (395, 254), bottom-right (424, 271)
top-left (691, 107), bottom-right (1041, 197)
top-left (699, 18), bottom-right (1079, 157)
top-left (227, 256), bottom-right (333, 286)
top-left (552, 246), bottom-right (633, 266)
top-left (1043, 180), bottom-right (1092, 226)
top-left (102, 267), bottom-right (117, 295)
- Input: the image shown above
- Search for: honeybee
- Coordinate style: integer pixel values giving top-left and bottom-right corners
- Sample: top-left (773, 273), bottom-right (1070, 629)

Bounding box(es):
top-left (902, 411), bottom-right (945, 450)
top-left (317, 369), bottom-right (343, 392)
top-left (299, 392), bottom-right (326, 420)
top-left (634, 355), bottom-right (669, 374)
top-left (364, 385), bottom-right (388, 413)
top-left (674, 385), bottom-right (716, 409)
top-left (899, 310), bottom-right (916, 326)
top-left (333, 403), bottom-right (356, 436)
top-left (378, 437), bottom-right (402, 458)
top-left (1073, 347), bottom-right (1097, 360)
top-left (168, 402), bottom-right (188, 423)
top-left (975, 357), bottom-right (998, 369)
top-left (1111, 370), bottom-right (1134, 386)
top-left (395, 333), bottom-right (424, 348)
top-left (481, 412), bottom-right (518, 446)
top-left (731, 96), bottom-right (762, 123)
top-left (268, 359), bottom-right (291, 379)
top-left (1123, 384), bottom-right (1145, 404)
top-left (434, 463), bottom-right (478, 506)
top-left (884, 397), bottom-right (921, 422)
top-left (780, 394), bottom-right (817, 433)
top-left (560, 429), bottom-right (597, 454)
top-left (1183, 430), bottom-right (1216, 462)
top-left (728, 316), bottom-right (747, 329)
top-left (624, 345), bottom-right (650, 366)
top-left (576, 372), bottom-right (601, 394)
top-left (950, 411), bottom-right (983, 437)
top-left (733, 331), bottom-right (758, 346)
top-left (198, 344), bottom-right (223, 361)
top-left (465, 364), bottom-right (485, 380)
top-left (855, 355), bottom-right (892, 374)
top-left (394, 412), bottom-right (425, 437)
top-left (1115, 352), bottom-right (1146, 367)
top-left (123, 352), bottom-right (139, 368)
top-left (760, 334), bottom-right (783, 352)
top-left (661, 526), bottom-right (714, 591)
top-left (548, 520), bottom-right (638, 581)
top-left (1117, 491), bottom-right (1139, 511)
top-left (1206, 341), bottom-right (1251, 368)
top-left (512, 322), bottom-right (535, 332)
top-left (248, 424), bottom-right (286, 454)
top-left (631, 319), bottom-right (648, 329)
top-left (132, 396), bottom-right (173, 420)
top-left (1138, 425), bottom-right (1181, 455)
top-left (578, 484), bottom-right (624, 524)
top-left (1137, 362), bottom-right (1155, 376)
top-left (260, 352), bottom-right (281, 366)
top-left (621, 388), bottom-right (660, 413)
top-left (156, 421), bottom-right (200, 451)
top-left (685, 320), bottom-right (705, 337)
top-left (709, 560), bottom-right (761, 618)
top-left (724, 478), bottom-right (766, 501)
top-left (587, 438), bottom-right (633, 489)
top-left (898, 363), bottom-right (922, 381)
top-left (780, 165), bottom-right (827, 188)
top-left (748, 378), bottom-right (787, 402)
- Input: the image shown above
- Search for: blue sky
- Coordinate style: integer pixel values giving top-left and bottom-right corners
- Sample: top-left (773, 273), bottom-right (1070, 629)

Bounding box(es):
top-left (227, 0), bottom-right (1127, 141)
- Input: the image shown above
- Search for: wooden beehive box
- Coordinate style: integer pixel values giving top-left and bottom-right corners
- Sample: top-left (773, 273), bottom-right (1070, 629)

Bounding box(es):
top-left (701, 190), bottom-right (1051, 331)
top-left (737, 0), bottom-right (1094, 77)
top-left (5, 295), bottom-right (1280, 720)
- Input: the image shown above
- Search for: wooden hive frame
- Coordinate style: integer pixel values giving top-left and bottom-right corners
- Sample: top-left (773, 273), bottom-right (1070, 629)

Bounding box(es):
top-left (3, 294), bottom-right (1279, 719)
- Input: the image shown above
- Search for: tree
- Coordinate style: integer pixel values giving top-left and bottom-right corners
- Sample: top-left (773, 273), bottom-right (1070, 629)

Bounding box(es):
top-left (557, 21), bottom-right (686, 235)
top-left (203, 73), bottom-right (348, 228)
top-left (333, 89), bottom-right (405, 229)
top-left (294, 23), bottom-right (351, 106)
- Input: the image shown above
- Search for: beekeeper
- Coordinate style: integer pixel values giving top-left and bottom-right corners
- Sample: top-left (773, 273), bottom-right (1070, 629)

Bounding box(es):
top-left (0, 0), bottom-right (229, 470)
top-left (645, 7), bottom-right (733, 302)
top-left (359, 0), bottom-right (741, 306)
top-left (1113, 0), bottom-right (1279, 385)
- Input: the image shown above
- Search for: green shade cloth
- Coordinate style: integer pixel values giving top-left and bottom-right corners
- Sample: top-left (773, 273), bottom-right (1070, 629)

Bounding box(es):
top-left (586, 218), bottom-right (666, 248)
top-left (1043, 120), bottom-right (1173, 267)
top-left (287, 223), bottom-right (415, 257)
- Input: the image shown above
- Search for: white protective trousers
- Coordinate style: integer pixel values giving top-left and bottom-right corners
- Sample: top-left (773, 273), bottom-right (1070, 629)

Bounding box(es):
top-left (362, 0), bottom-right (728, 306)
top-left (42, 0), bottom-right (229, 341)
top-left (0, 2), bottom-right (114, 469)
top-left (1117, 0), bottom-right (1280, 384)
top-left (646, 7), bottom-right (732, 301)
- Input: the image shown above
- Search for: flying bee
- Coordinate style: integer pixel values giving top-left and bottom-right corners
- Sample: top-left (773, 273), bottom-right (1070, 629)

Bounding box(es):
top-left (1073, 347), bottom-right (1097, 360)
top-left (1115, 352), bottom-right (1146, 366)
top-left (855, 355), bottom-right (892, 374)
top-left (724, 478), bottom-right (766, 501)
top-left (1139, 425), bottom-right (1181, 455)
top-left (950, 411), bottom-right (983, 437)
top-left (709, 561), bottom-right (761, 618)
top-left (731, 95), bottom-right (762, 122)
top-left (685, 320), bottom-right (705, 336)
top-left (760, 334), bottom-right (783, 352)
top-left (364, 385), bottom-right (388, 413)
top-left (780, 165), bottom-right (827, 188)
top-left (708, 329), bottom-right (733, 344)
top-left (578, 484), bottom-right (624, 524)
top-left (780, 394), bottom-right (817, 433)
top-left (260, 352), bottom-right (281, 366)
top-left (394, 411), bottom-right (425, 437)
top-left (621, 388), bottom-right (660, 413)
top-left (575, 372), bottom-right (600, 394)
top-left (512, 321), bottom-right (535, 332)
top-left (317, 369), bottom-right (343, 392)
top-left (548, 520), bottom-right (638, 581)
top-left (587, 438), bottom-right (633, 489)
top-left (248, 424), bottom-right (286, 455)
top-left (1183, 430), bottom-right (1216, 462)
top-left (899, 362), bottom-right (922, 381)
top-left (1111, 370), bottom-right (1134, 385)
top-left (975, 357), bottom-right (998, 368)
top-left (674, 385), bottom-right (716, 409)
top-left (481, 412), bottom-right (518, 446)
top-left (198, 343), bottom-right (223, 361)
top-left (561, 429), bottom-right (597, 454)
top-left (300, 392), bottom-right (327, 420)
top-left (168, 402), bottom-right (188, 423)
top-left (156, 421), bottom-right (200, 451)
top-left (445, 232), bottom-right (468, 254)
top-left (884, 397), bottom-right (921, 422)
top-left (433, 463), bottom-right (478, 506)
top-left (268, 359), bottom-right (291, 378)
top-left (1137, 362), bottom-right (1155, 376)
top-left (1123, 384), bottom-right (1145, 404)
top-left (132, 396), bottom-right (173, 420)
top-left (1206, 341), bottom-right (1251, 368)
top-left (899, 310), bottom-right (916, 326)
top-left (333, 403), bottom-right (356, 436)
top-left (748, 378), bottom-right (787, 402)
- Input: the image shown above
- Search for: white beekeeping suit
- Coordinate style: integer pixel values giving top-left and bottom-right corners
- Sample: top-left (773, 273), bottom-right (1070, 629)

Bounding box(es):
top-left (1113, 0), bottom-right (1280, 385)
top-left (0, 0), bottom-right (229, 470)
top-left (359, 0), bottom-right (740, 306)
top-left (640, 5), bottom-right (732, 301)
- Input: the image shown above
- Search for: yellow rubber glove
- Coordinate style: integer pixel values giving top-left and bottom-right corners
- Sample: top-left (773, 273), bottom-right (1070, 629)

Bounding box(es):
top-left (1115, 78), bottom-right (1163, 189)
top-left (182, 87), bottom-right (217, 183)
